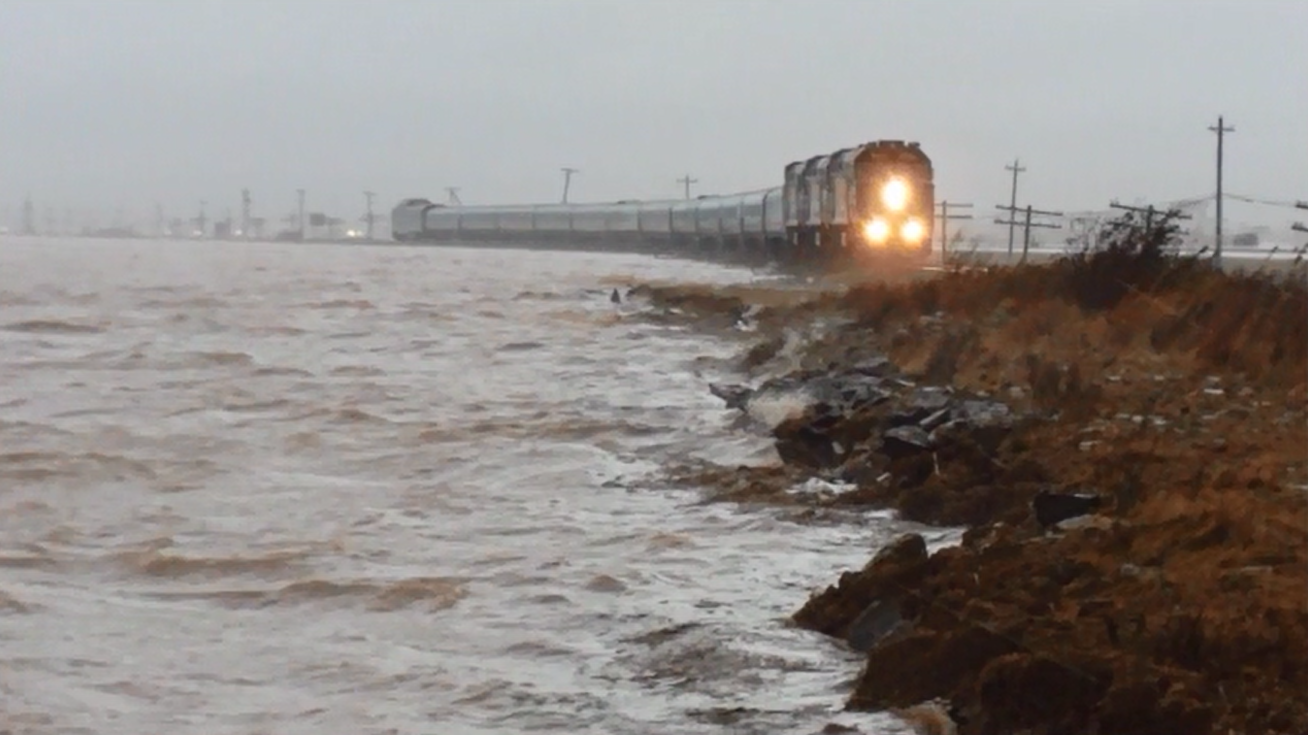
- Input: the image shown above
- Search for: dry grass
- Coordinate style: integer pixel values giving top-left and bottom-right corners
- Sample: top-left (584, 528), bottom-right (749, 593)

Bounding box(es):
top-left (643, 210), bottom-right (1308, 735)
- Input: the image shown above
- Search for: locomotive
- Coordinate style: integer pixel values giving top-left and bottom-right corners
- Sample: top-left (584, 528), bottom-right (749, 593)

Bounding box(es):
top-left (391, 139), bottom-right (934, 264)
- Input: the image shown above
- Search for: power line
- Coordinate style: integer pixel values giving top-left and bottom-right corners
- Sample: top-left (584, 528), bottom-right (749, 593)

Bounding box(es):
top-left (1226, 193), bottom-right (1303, 208)
top-left (1108, 200), bottom-right (1193, 229)
top-left (677, 174), bottom-right (699, 200)
top-left (1004, 158), bottom-right (1027, 254)
top-left (1208, 115), bottom-right (1234, 268)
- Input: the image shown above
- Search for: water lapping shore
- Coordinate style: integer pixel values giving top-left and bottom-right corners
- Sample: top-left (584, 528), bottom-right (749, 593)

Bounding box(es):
top-left (1, 236), bottom-right (957, 735)
top-left (635, 226), bottom-right (1308, 734)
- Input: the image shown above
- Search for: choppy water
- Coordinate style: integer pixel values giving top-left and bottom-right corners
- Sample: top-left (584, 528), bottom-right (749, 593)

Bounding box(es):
top-left (0, 237), bottom-right (950, 735)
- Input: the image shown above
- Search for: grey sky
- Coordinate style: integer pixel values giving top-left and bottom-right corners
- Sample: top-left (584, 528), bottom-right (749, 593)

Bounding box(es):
top-left (2, 0), bottom-right (1305, 230)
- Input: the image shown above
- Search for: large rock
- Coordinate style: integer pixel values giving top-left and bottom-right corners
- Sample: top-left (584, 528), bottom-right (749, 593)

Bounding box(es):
top-left (846, 597), bottom-right (907, 653)
top-left (880, 425), bottom-right (934, 460)
top-left (850, 624), bottom-right (1021, 711)
top-left (888, 387), bottom-right (953, 427)
top-left (793, 534), bottom-right (930, 640)
top-left (774, 416), bottom-right (839, 469)
top-left (1031, 489), bottom-right (1104, 529)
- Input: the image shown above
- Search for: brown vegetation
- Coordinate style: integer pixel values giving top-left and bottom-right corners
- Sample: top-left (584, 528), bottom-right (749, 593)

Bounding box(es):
top-left (644, 211), bottom-right (1308, 734)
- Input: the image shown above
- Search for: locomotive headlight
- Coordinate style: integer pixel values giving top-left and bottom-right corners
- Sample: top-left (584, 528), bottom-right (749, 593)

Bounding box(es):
top-left (863, 218), bottom-right (891, 244)
top-left (880, 178), bottom-right (910, 211)
top-left (901, 218), bottom-right (926, 244)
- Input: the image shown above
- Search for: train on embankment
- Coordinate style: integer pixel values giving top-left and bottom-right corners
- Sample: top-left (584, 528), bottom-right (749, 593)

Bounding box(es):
top-left (391, 140), bottom-right (936, 266)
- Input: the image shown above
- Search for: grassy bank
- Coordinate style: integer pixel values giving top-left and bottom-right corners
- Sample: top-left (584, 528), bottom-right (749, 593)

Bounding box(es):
top-left (636, 211), bottom-right (1308, 734)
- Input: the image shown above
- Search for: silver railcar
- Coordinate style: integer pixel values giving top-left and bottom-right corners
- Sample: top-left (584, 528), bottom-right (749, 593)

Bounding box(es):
top-left (740, 190), bottom-right (766, 238)
top-left (391, 198), bottom-right (434, 241)
top-left (670, 200), bottom-right (698, 239)
top-left (422, 204), bottom-right (461, 238)
top-left (637, 201), bottom-right (674, 235)
top-left (533, 205), bottom-right (573, 236)
top-left (762, 187), bottom-right (785, 239)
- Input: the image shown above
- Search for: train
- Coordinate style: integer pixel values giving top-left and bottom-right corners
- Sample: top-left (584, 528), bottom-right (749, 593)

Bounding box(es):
top-left (391, 139), bottom-right (935, 265)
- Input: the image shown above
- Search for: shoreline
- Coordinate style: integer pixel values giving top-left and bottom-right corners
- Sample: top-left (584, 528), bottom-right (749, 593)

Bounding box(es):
top-left (634, 215), bottom-right (1307, 734)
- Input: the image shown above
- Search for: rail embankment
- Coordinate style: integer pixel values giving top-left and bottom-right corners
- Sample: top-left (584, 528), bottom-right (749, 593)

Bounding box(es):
top-left (631, 211), bottom-right (1308, 735)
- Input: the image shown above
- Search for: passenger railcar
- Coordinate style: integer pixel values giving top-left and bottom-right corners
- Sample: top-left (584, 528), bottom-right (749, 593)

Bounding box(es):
top-left (390, 198), bottom-right (435, 241)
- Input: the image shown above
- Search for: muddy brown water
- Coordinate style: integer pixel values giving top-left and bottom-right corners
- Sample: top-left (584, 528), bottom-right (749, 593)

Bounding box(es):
top-left (0, 237), bottom-right (955, 734)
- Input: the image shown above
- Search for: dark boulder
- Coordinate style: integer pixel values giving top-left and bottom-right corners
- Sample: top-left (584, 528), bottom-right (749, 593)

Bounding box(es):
top-left (881, 425), bottom-right (934, 460)
top-left (1031, 489), bottom-right (1104, 529)
top-left (847, 597), bottom-right (908, 653)
top-left (775, 418), bottom-right (839, 469)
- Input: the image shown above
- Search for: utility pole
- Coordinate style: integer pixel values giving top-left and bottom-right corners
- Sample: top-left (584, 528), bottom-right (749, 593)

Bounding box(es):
top-left (560, 167), bottom-right (579, 204)
top-left (1208, 116), bottom-right (1234, 268)
top-left (296, 189), bottom-right (306, 240)
top-left (1004, 158), bottom-right (1026, 254)
top-left (197, 200), bottom-right (208, 237)
top-left (241, 189), bottom-right (252, 239)
top-left (445, 187), bottom-right (462, 206)
top-left (20, 194), bottom-right (35, 235)
top-left (936, 201), bottom-right (973, 259)
top-left (677, 174), bottom-right (699, 200)
top-left (995, 202), bottom-right (1061, 263)
top-left (363, 190), bottom-right (376, 240)
top-left (155, 203), bottom-right (165, 238)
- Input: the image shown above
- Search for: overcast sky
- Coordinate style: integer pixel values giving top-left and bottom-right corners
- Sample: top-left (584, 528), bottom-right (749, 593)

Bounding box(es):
top-left (2, 0), bottom-right (1305, 230)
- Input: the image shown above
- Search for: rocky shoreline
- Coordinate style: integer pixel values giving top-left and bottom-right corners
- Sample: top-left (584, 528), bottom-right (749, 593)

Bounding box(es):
top-left (633, 214), bottom-right (1308, 734)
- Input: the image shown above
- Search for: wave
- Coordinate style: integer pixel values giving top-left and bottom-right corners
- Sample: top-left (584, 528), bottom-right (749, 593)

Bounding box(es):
top-left (140, 576), bottom-right (468, 613)
top-left (245, 325), bottom-right (308, 337)
top-left (253, 366), bottom-right (314, 378)
top-left (182, 351), bottom-right (254, 368)
top-left (331, 408), bottom-right (394, 425)
top-left (114, 546), bottom-right (315, 580)
top-left (584, 574), bottom-right (628, 593)
top-left (0, 589), bottom-right (35, 614)
top-left (138, 295), bottom-right (227, 309)
top-left (512, 290), bottom-right (569, 301)
top-left (0, 450), bottom-right (158, 483)
top-left (0, 551), bottom-right (58, 571)
top-left (402, 415), bottom-right (667, 446)
top-left (2, 319), bottom-right (105, 334)
top-left (497, 341), bottom-right (546, 352)
top-left (304, 299), bottom-right (375, 310)
top-left (329, 365), bottom-right (386, 377)
top-left (219, 398), bottom-right (294, 414)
